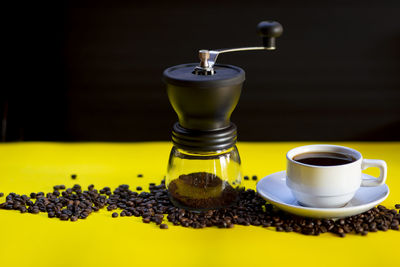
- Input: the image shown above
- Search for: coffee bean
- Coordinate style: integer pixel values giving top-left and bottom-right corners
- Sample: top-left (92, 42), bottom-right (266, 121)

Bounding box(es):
top-left (19, 206), bottom-right (27, 213)
top-left (377, 205), bottom-right (385, 210)
top-left (71, 174), bottom-right (77, 179)
top-left (32, 208), bottom-right (40, 214)
top-left (395, 204), bottom-right (400, 209)
top-left (301, 228), bottom-right (314, 235)
top-left (136, 186), bottom-right (142, 191)
top-left (112, 212), bottom-right (118, 218)
top-left (137, 174), bottom-right (143, 178)
top-left (244, 176), bottom-right (249, 180)
top-left (361, 231), bottom-right (368, 236)
top-left (0, 193), bottom-right (4, 197)
top-left (160, 224), bottom-right (168, 229)
top-left (252, 175), bottom-right (258, 181)
top-left (343, 224), bottom-right (353, 234)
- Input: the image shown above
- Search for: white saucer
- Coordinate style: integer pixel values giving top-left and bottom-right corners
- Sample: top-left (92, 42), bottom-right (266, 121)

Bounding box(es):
top-left (256, 171), bottom-right (389, 218)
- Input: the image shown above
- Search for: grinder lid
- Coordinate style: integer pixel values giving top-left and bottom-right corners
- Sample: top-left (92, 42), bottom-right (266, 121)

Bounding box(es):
top-left (163, 63), bottom-right (245, 88)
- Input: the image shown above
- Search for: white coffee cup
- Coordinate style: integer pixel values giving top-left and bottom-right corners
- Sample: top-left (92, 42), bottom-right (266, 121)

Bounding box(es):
top-left (286, 144), bottom-right (387, 208)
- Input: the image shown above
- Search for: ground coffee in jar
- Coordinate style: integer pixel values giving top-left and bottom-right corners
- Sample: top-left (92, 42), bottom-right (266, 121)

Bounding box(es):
top-left (168, 172), bottom-right (239, 210)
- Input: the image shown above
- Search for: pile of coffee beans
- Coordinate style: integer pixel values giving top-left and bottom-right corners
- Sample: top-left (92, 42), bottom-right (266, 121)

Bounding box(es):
top-left (0, 179), bottom-right (399, 237)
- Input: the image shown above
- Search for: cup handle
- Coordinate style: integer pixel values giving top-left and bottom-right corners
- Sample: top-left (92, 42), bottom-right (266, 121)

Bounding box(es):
top-left (361, 159), bottom-right (387, 187)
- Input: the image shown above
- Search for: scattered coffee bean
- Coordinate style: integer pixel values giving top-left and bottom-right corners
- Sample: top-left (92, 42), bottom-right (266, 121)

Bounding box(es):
top-left (0, 193), bottom-right (4, 197)
top-left (395, 204), bottom-right (400, 209)
top-left (0, 179), bottom-right (399, 237)
top-left (252, 175), bottom-right (258, 181)
top-left (244, 176), bottom-right (249, 180)
top-left (19, 206), bottom-right (27, 213)
top-left (71, 174), bottom-right (77, 179)
top-left (136, 186), bottom-right (142, 191)
top-left (137, 174), bottom-right (143, 178)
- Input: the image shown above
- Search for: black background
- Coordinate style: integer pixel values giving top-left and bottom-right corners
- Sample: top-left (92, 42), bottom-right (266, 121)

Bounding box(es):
top-left (2, 1), bottom-right (400, 142)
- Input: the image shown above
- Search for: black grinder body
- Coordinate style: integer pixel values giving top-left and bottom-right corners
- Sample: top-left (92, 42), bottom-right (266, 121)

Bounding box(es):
top-left (163, 63), bottom-right (245, 151)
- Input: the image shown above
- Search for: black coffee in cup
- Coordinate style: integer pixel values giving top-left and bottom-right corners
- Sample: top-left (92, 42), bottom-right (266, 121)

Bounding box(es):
top-left (293, 152), bottom-right (356, 166)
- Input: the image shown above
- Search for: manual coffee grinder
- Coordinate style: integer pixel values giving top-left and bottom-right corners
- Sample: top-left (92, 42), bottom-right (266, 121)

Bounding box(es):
top-left (163, 21), bottom-right (283, 210)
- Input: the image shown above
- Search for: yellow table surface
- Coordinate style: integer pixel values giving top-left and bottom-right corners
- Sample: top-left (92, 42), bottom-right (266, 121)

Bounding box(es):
top-left (0, 142), bottom-right (399, 267)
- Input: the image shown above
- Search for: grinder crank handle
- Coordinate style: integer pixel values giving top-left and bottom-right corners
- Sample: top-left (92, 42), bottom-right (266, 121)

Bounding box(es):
top-left (196, 21), bottom-right (283, 72)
